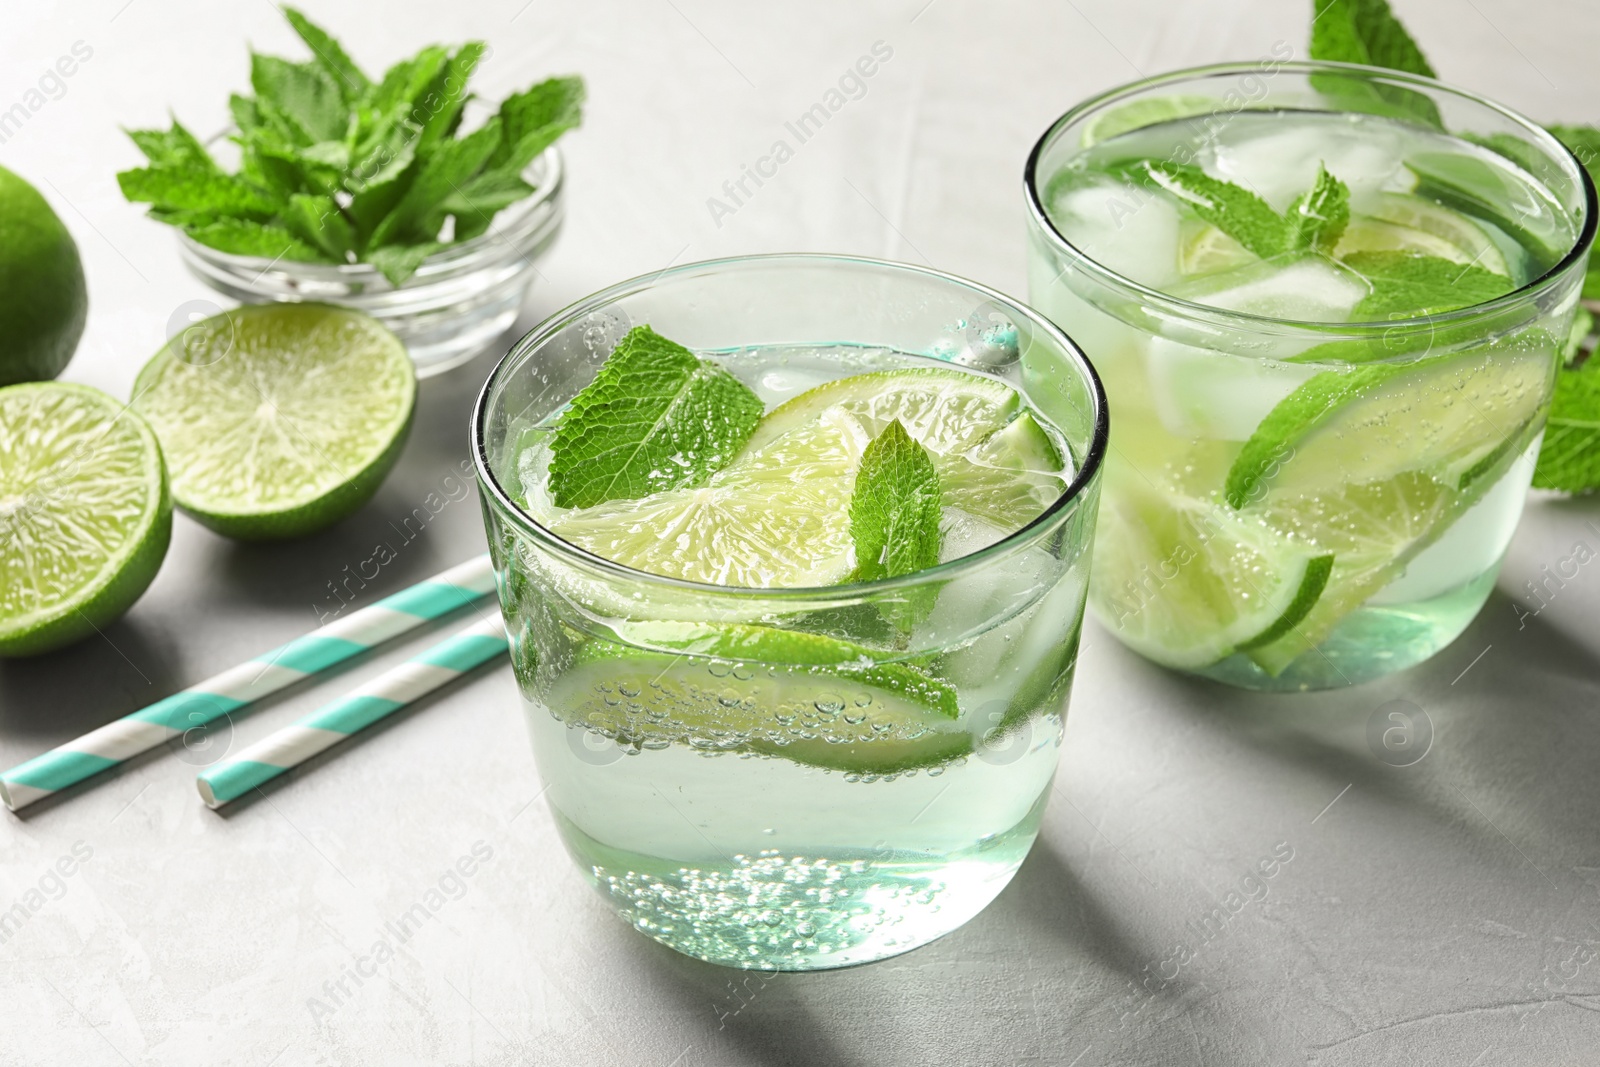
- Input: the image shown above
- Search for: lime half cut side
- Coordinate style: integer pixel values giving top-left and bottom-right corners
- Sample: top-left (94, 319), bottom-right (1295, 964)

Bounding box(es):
top-left (131, 304), bottom-right (416, 540)
top-left (0, 382), bottom-right (170, 656)
top-left (548, 621), bottom-right (973, 774)
top-left (1092, 475), bottom-right (1333, 671)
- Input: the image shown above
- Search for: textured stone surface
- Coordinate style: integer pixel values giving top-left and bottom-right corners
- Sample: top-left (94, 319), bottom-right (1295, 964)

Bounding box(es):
top-left (2, 0), bottom-right (1598, 1063)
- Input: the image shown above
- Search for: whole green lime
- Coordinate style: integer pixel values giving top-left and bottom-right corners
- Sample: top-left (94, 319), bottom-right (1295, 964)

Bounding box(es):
top-left (0, 166), bottom-right (87, 386)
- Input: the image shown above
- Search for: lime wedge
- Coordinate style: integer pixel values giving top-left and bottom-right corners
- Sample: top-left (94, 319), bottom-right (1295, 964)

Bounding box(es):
top-left (747, 368), bottom-right (1069, 528)
top-left (1091, 474), bottom-right (1334, 670)
top-left (1334, 193), bottom-right (1508, 273)
top-left (0, 383), bottom-right (170, 656)
top-left (1080, 94), bottom-right (1218, 147)
top-left (549, 621), bottom-right (972, 774)
top-left (131, 304), bottom-right (415, 540)
top-left (529, 407), bottom-right (869, 588)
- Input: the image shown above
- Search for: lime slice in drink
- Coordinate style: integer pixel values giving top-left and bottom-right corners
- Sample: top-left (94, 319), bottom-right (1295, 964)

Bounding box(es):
top-left (0, 382), bottom-right (171, 656)
top-left (1080, 94), bottom-right (1218, 147)
top-left (1092, 474), bottom-right (1334, 670)
top-left (548, 620), bottom-right (972, 774)
top-left (1177, 219), bottom-right (1256, 276)
top-left (1220, 344), bottom-right (1550, 674)
top-left (1225, 345), bottom-right (1552, 509)
top-left (1334, 193), bottom-right (1509, 274)
top-left (530, 407), bottom-right (869, 588)
top-left (131, 304), bottom-right (415, 540)
top-left (1241, 472), bottom-right (1454, 675)
top-left (747, 368), bottom-right (1069, 528)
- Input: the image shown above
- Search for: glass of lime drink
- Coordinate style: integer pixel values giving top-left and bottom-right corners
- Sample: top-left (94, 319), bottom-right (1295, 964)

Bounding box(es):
top-left (473, 255), bottom-right (1106, 969)
top-left (1025, 61), bottom-right (1595, 691)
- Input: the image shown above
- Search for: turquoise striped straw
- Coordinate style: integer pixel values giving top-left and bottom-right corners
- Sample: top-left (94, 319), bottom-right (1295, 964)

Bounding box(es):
top-left (196, 616), bottom-right (507, 808)
top-left (0, 554), bottom-right (497, 812)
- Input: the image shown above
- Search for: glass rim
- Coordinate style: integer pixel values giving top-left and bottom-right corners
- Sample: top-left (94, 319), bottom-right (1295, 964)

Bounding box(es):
top-left (179, 145), bottom-right (564, 282)
top-left (470, 251), bottom-right (1109, 602)
top-left (1022, 59), bottom-right (1599, 339)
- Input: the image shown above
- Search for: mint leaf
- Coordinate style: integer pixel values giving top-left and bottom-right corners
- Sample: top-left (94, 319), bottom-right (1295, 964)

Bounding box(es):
top-left (442, 169), bottom-right (535, 241)
top-left (367, 242), bottom-right (442, 286)
top-left (1308, 0), bottom-right (1441, 128)
top-left (282, 7), bottom-right (370, 102)
top-left (282, 193), bottom-right (356, 259)
top-left (1346, 251), bottom-right (1514, 318)
top-left (117, 165), bottom-right (279, 217)
top-left (126, 119), bottom-right (217, 171)
top-left (489, 75), bottom-right (585, 173)
top-left (1310, 0), bottom-right (1434, 76)
top-left (368, 117), bottom-right (501, 247)
top-left (1533, 357), bottom-right (1600, 493)
top-left (1547, 126), bottom-right (1600, 300)
top-left (1283, 164), bottom-right (1349, 252)
top-left (182, 218), bottom-right (323, 261)
top-left (414, 43), bottom-right (486, 154)
top-left (849, 420), bottom-right (943, 583)
top-left (547, 326), bottom-right (764, 509)
top-left (1117, 160), bottom-right (1286, 258)
top-left (250, 54), bottom-right (347, 144)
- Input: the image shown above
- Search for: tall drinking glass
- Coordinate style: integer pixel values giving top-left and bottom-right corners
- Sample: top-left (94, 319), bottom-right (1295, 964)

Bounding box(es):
top-left (473, 254), bottom-right (1107, 969)
top-left (1025, 61), bottom-right (1595, 691)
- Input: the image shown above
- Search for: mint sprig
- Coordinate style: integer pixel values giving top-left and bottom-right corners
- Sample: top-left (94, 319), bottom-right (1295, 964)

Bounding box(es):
top-left (1284, 164), bottom-right (1350, 253)
top-left (1308, 0), bottom-right (1441, 127)
top-left (1116, 159), bottom-right (1349, 259)
top-left (849, 421), bottom-right (943, 583)
top-left (1117, 160), bottom-right (1287, 259)
top-left (116, 8), bottom-right (583, 285)
top-left (1310, 0), bottom-right (1434, 77)
top-left (547, 326), bottom-right (763, 510)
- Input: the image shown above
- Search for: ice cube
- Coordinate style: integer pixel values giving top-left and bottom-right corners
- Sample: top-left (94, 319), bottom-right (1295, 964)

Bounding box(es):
top-left (939, 507), bottom-right (1009, 564)
top-left (1147, 339), bottom-right (1322, 441)
top-left (1206, 118), bottom-right (1409, 210)
top-left (1049, 173), bottom-right (1183, 289)
top-left (1172, 254), bottom-right (1368, 322)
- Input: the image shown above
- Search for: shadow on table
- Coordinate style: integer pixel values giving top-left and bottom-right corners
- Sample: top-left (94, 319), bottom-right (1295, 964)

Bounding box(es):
top-left (0, 615), bottom-right (179, 743)
top-left (626, 941), bottom-right (867, 1067)
top-left (1150, 588), bottom-right (1600, 854)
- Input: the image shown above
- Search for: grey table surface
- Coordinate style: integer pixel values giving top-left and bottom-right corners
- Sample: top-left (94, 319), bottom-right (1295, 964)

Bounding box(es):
top-left (4, 0), bottom-right (1600, 1064)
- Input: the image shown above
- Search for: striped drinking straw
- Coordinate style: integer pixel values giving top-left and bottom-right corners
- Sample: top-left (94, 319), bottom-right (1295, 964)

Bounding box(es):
top-left (0, 554), bottom-right (498, 812)
top-left (196, 616), bottom-right (508, 808)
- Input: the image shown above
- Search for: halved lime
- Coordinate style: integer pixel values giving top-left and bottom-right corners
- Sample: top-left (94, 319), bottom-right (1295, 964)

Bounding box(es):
top-left (746, 368), bottom-right (1069, 528)
top-left (528, 407), bottom-right (869, 588)
top-left (1091, 473), bottom-right (1333, 670)
top-left (1334, 193), bottom-right (1508, 274)
top-left (548, 620), bottom-right (972, 774)
top-left (131, 304), bottom-right (415, 540)
top-left (0, 383), bottom-right (170, 656)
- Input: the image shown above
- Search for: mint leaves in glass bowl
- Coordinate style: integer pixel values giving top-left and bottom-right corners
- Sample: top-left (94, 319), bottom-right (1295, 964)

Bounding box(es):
top-left (117, 8), bottom-right (583, 376)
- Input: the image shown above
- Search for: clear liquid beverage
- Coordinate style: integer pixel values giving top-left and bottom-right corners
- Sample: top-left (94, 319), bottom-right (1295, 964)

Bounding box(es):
top-left (474, 256), bottom-right (1107, 969)
top-left (1025, 63), bottom-right (1594, 690)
